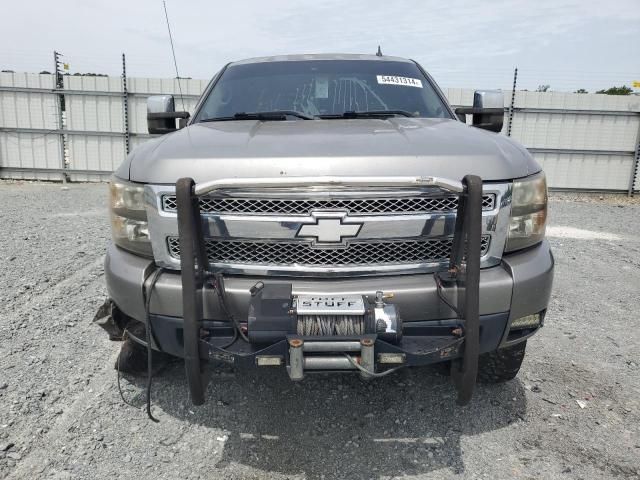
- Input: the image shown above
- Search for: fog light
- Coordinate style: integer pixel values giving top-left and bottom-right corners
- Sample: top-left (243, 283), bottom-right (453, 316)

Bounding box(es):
top-left (256, 355), bottom-right (283, 366)
top-left (378, 353), bottom-right (406, 364)
top-left (509, 313), bottom-right (541, 331)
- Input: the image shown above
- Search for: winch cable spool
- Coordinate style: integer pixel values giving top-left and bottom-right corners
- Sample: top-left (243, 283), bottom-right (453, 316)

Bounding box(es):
top-left (297, 314), bottom-right (365, 336)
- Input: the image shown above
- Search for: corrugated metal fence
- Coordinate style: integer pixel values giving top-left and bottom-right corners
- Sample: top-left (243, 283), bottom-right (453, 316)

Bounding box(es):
top-left (1, 72), bottom-right (639, 193)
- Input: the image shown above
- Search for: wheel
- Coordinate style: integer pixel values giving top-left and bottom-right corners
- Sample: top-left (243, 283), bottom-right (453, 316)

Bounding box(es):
top-left (477, 341), bottom-right (527, 383)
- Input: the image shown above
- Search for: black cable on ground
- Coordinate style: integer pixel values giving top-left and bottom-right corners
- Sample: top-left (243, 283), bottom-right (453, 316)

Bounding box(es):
top-left (143, 268), bottom-right (164, 423)
top-left (116, 329), bottom-right (138, 408)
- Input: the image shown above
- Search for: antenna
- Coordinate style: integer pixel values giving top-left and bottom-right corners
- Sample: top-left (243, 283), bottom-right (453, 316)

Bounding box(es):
top-left (163, 0), bottom-right (186, 111)
top-left (376, 45), bottom-right (383, 57)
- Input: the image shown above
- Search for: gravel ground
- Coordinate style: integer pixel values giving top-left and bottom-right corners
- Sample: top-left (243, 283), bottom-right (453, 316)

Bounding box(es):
top-left (0, 182), bottom-right (639, 480)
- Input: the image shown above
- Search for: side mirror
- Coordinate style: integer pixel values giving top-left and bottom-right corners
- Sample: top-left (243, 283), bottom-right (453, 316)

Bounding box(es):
top-left (147, 95), bottom-right (190, 134)
top-left (455, 90), bottom-right (504, 132)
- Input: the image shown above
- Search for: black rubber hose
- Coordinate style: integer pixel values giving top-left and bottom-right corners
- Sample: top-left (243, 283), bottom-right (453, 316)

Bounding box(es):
top-left (212, 273), bottom-right (249, 343)
top-left (434, 272), bottom-right (461, 318)
top-left (144, 268), bottom-right (163, 422)
top-left (116, 329), bottom-right (137, 408)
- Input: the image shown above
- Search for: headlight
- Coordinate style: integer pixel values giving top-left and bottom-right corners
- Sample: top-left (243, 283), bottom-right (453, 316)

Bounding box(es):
top-left (505, 172), bottom-right (547, 252)
top-left (109, 178), bottom-right (153, 257)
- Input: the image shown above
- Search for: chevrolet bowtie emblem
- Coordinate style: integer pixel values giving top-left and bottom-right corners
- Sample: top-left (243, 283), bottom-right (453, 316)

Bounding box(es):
top-left (296, 212), bottom-right (362, 245)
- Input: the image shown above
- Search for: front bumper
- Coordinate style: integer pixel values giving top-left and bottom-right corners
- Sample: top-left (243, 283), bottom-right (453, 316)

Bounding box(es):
top-left (104, 239), bottom-right (554, 361)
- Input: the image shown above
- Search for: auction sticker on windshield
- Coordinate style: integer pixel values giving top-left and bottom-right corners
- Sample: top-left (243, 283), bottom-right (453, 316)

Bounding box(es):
top-left (376, 75), bottom-right (423, 88)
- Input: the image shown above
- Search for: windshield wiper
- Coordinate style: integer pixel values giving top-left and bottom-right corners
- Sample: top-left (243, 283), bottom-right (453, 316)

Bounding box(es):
top-left (318, 110), bottom-right (417, 119)
top-left (200, 111), bottom-right (314, 122)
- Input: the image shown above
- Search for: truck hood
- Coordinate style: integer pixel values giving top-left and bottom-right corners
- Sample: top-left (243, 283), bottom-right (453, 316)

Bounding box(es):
top-left (120, 118), bottom-right (540, 184)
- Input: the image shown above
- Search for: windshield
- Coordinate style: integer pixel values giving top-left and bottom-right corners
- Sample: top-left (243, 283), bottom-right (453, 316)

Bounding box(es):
top-left (195, 60), bottom-right (452, 121)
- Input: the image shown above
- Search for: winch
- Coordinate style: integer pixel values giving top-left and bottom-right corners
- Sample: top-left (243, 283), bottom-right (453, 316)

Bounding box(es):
top-left (247, 283), bottom-right (402, 344)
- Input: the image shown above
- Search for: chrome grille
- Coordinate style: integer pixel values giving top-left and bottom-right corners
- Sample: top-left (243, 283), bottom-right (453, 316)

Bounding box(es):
top-left (166, 236), bottom-right (490, 266)
top-left (161, 194), bottom-right (496, 215)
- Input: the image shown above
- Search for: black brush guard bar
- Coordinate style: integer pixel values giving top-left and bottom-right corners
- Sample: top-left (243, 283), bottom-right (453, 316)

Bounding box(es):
top-left (174, 175), bottom-right (482, 406)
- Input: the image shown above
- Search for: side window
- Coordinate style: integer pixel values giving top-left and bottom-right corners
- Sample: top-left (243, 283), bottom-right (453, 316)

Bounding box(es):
top-left (193, 69), bottom-right (224, 121)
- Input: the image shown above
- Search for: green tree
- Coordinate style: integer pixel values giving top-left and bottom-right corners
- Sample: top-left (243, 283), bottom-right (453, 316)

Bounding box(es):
top-left (595, 86), bottom-right (633, 95)
top-left (536, 84), bottom-right (550, 92)
top-left (574, 88), bottom-right (588, 94)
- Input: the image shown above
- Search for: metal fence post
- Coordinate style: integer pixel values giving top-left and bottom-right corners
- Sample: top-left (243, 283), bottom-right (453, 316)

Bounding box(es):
top-left (507, 67), bottom-right (518, 137)
top-left (121, 53), bottom-right (130, 156)
top-left (629, 123), bottom-right (640, 196)
top-left (53, 51), bottom-right (68, 182)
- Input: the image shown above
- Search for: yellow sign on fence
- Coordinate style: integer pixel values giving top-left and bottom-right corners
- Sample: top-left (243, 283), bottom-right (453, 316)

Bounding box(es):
top-left (633, 80), bottom-right (640, 88)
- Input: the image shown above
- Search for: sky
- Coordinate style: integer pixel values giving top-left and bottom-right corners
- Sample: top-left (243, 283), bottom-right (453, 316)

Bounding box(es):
top-left (1, 0), bottom-right (638, 92)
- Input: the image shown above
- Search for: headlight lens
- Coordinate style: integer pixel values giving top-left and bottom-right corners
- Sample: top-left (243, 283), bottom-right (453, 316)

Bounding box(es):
top-left (505, 172), bottom-right (548, 252)
top-left (109, 178), bottom-right (153, 257)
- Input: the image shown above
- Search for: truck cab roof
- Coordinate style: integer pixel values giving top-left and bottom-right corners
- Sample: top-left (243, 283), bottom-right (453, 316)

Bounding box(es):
top-left (230, 53), bottom-right (416, 66)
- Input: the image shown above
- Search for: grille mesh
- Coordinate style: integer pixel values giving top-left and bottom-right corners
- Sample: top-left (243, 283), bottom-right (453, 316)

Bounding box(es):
top-left (161, 194), bottom-right (496, 215)
top-left (166, 236), bottom-right (490, 267)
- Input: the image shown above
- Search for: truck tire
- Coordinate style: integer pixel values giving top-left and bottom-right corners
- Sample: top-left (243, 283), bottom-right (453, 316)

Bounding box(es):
top-left (477, 341), bottom-right (527, 383)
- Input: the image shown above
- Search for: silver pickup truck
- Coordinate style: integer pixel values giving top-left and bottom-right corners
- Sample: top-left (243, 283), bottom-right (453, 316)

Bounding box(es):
top-left (98, 53), bottom-right (553, 407)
